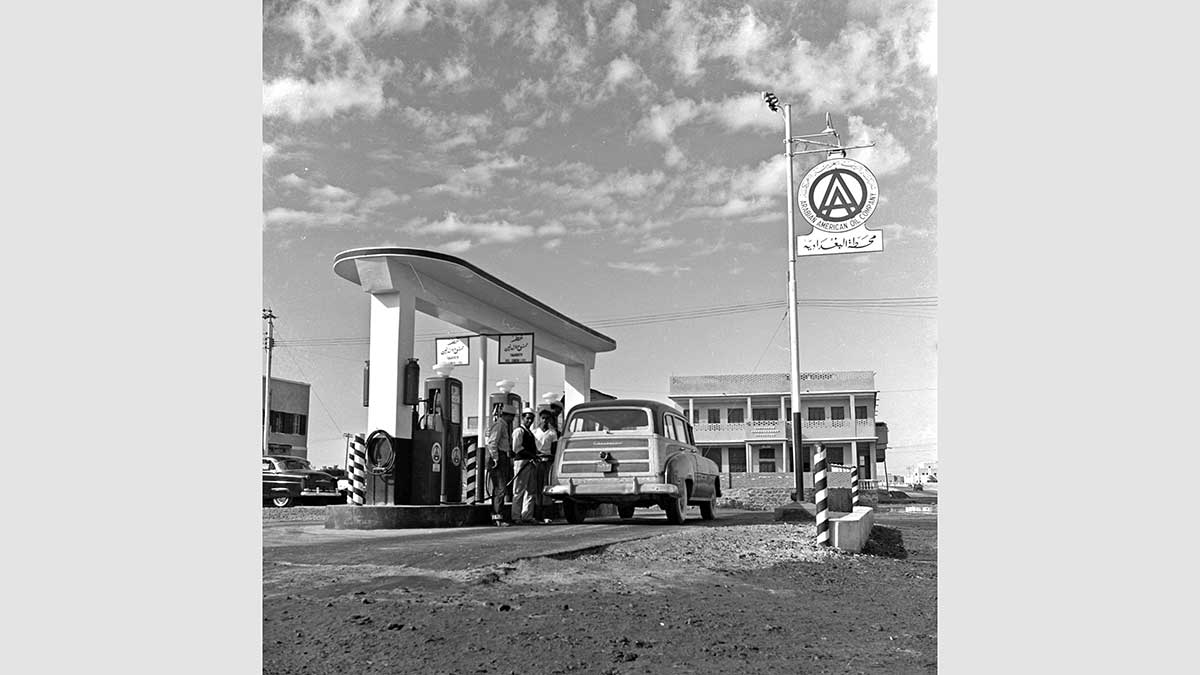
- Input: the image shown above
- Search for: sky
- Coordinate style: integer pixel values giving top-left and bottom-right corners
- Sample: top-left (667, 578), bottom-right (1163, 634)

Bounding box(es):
top-left (262, 0), bottom-right (938, 474)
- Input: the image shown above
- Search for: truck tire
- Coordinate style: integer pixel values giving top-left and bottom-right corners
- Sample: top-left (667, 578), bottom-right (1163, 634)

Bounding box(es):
top-left (663, 477), bottom-right (688, 525)
top-left (564, 500), bottom-right (586, 524)
top-left (271, 495), bottom-right (295, 508)
top-left (617, 504), bottom-right (635, 519)
top-left (698, 478), bottom-right (718, 520)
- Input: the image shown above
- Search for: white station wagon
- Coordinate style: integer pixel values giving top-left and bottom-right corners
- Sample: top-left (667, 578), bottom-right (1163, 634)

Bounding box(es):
top-left (544, 399), bottom-right (721, 524)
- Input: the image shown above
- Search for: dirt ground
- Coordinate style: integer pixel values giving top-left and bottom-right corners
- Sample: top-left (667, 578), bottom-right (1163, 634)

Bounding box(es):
top-left (263, 511), bottom-right (936, 674)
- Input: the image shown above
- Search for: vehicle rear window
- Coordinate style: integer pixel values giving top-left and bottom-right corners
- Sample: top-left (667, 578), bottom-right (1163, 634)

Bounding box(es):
top-left (278, 459), bottom-right (311, 471)
top-left (568, 408), bottom-right (650, 432)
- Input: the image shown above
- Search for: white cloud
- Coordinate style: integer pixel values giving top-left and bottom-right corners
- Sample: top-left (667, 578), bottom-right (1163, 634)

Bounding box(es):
top-left (918, 9), bottom-right (937, 75)
top-left (729, 155), bottom-right (788, 199)
top-left (263, 143), bottom-right (278, 163)
top-left (846, 116), bottom-right (911, 176)
top-left (423, 55), bottom-right (473, 88)
top-left (607, 261), bottom-right (691, 276)
top-left (263, 207), bottom-right (358, 229)
top-left (378, 0), bottom-right (433, 33)
top-left (709, 5), bottom-right (775, 63)
top-left (422, 154), bottom-right (527, 197)
top-left (361, 187), bottom-right (407, 210)
top-left (635, 99), bottom-right (700, 145)
top-left (659, 3), bottom-right (704, 82)
top-left (604, 55), bottom-right (644, 89)
top-left (421, 212), bottom-right (536, 244)
top-left (399, 107), bottom-right (493, 150)
top-left (277, 173), bottom-right (308, 189)
top-left (707, 93), bottom-right (779, 132)
top-left (530, 4), bottom-right (560, 47)
top-left (307, 183), bottom-right (358, 211)
top-left (607, 2), bottom-right (637, 44)
top-left (635, 236), bottom-right (684, 253)
top-left (263, 72), bottom-right (386, 123)
top-left (442, 238), bottom-right (473, 253)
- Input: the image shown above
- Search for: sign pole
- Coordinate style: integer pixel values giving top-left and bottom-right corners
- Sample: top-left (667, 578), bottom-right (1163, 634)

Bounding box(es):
top-left (783, 104), bottom-right (805, 505)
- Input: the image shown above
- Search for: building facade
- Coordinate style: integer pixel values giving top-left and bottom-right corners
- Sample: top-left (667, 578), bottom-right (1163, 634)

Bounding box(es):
top-left (668, 371), bottom-right (885, 480)
top-left (262, 376), bottom-right (311, 458)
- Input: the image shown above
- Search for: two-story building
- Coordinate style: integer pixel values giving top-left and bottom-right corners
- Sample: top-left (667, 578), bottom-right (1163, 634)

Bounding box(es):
top-left (262, 376), bottom-right (311, 458)
top-left (667, 371), bottom-right (885, 480)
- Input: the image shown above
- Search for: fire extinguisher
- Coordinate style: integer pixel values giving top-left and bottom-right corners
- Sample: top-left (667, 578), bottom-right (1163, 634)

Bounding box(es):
top-left (403, 358), bottom-right (420, 406)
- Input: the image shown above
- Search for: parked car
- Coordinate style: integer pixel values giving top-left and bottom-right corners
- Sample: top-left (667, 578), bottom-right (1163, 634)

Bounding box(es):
top-left (543, 399), bottom-right (721, 524)
top-left (263, 473), bottom-right (303, 507)
top-left (262, 456), bottom-right (340, 505)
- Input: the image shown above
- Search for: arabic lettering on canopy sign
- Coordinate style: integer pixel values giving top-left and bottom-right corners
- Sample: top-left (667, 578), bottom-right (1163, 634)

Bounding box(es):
top-left (499, 333), bottom-right (534, 364)
top-left (435, 338), bottom-right (470, 365)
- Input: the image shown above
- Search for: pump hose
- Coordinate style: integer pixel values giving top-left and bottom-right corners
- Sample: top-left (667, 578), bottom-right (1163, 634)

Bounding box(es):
top-left (364, 429), bottom-right (395, 475)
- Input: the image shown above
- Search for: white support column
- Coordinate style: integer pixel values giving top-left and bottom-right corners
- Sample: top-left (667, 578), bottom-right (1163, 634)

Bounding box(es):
top-left (746, 440), bottom-right (754, 474)
top-left (528, 356), bottom-right (537, 413)
top-left (563, 363), bottom-right (590, 414)
top-left (688, 398), bottom-right (694, 423)
top-left (849, 393), bottom-right (857, 430)
top-left (476, 335), bottom-right (489, 436)
top-left (366, 291), bottom-right (417, 440)
top-left (868, 442), bottom-right (878, 480)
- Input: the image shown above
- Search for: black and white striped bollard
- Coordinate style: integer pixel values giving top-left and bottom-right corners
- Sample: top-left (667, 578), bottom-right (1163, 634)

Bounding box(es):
top-left (850, 464), bottom-right (860, 508)
top-left (348, 434), bottom-right (367, 506)
top-left (815, 445), bottom-right (830, 546)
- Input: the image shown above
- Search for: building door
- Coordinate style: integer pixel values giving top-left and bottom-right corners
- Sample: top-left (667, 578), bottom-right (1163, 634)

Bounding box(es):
top-left (757, 446), bottom-right (777, 473)
top-left (857, 448), bottom-right (871, 479)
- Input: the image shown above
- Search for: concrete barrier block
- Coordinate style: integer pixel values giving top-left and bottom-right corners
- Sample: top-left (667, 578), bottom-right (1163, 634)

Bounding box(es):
top-left (831, 506), bottom-right (875, 553)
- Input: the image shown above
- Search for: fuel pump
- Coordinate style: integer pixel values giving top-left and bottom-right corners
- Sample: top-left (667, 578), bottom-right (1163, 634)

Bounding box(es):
top-left (359, 358), bottom-right (422, 505)
top-left (411, 368), bottom-right (465, 504)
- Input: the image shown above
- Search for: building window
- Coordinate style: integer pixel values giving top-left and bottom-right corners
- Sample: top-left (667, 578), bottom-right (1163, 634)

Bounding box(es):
top-left (728, 448), bottom-right (746, 473)
top-left (269, 411), bottom-right (308, 436)
top-left (826, 447), bottom-right (845, 465)
top-left (707, 408), bottom-right (721, 423)
top-left (807, 407), bottom-right (825, 421)
top-left (752, 407), bottom-right (778, 421)
top-left (468, 415), bottom-right (479, 429)
top-left (727, 408), bottom-right (744, 423)
top-left (855, 405), bottom-right (868, 420)
top-left (830, 407), bottom-right (845, 420)
top-left (691, 409), bottom-right (699, 423)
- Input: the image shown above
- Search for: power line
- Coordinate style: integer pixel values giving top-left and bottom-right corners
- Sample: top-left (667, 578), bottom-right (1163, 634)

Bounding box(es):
top-left (274, 295), bottom-right (938, 347)
top-left (752, 310), bottom-right (788, 373)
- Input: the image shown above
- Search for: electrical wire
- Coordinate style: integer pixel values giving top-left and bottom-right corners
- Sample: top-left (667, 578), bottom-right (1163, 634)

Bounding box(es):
top-left (274, 295), bottom-right (939, 347)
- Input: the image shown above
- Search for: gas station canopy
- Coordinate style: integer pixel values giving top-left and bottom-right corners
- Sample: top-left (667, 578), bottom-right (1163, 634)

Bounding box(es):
top-left (333, 247), bottom-right (616, 367)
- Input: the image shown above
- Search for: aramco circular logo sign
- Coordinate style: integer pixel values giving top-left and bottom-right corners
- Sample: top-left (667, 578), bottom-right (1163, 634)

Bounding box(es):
top-left (797, 158), bottom-right (879, 233)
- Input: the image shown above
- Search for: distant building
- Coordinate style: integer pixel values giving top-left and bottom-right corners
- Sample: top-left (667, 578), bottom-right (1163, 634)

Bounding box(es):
top-left (262, 376), bottom-right (310, 458)
top-left (909, 461), bottom-right (938, 485)
top-left (668, 371), bottom-right (885, 479)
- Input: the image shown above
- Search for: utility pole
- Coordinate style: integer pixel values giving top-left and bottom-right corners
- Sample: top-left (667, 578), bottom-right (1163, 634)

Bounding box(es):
top-left (762, 92), bottom-right (805, 505)
top-left (262, 308), bottom-right (276, 456)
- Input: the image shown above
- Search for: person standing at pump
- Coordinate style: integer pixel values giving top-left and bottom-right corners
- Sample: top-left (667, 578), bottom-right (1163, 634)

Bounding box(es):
top-left (532, 407), bottom-right (559, 524)
top-left (511, 410), bottom-right (539, 524)
top-left (485, 403), bottom-right (517, 527)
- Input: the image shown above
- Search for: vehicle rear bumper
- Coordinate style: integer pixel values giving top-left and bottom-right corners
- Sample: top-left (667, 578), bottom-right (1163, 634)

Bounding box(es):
top-left (300, 489), bottom-right (340, 497)
top-left (545, 478), bottom-right (677, 498)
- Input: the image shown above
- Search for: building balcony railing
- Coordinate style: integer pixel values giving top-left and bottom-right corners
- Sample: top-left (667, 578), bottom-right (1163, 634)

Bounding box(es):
top-left (694, 420), bottom-right (786, 442)
top-left (694, 419), bottom-right (876, 443)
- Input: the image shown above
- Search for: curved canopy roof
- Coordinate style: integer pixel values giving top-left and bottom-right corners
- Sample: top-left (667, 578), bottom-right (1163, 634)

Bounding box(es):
top-left (333, 247), bottom-right (616, 367)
